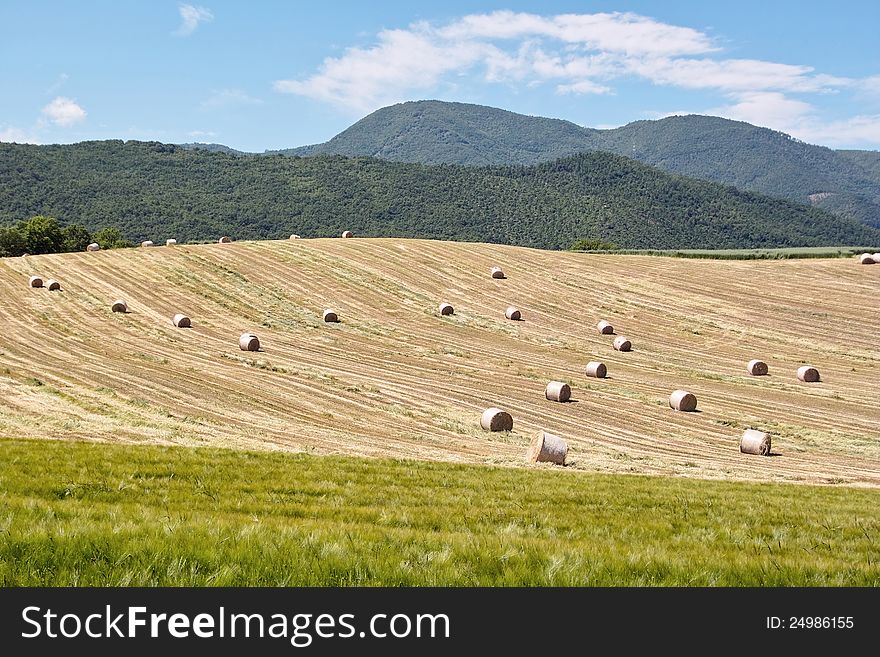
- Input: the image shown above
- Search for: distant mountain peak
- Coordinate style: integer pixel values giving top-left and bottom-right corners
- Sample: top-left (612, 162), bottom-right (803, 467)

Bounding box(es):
top-left (268, 100), bottom-right (879, 227)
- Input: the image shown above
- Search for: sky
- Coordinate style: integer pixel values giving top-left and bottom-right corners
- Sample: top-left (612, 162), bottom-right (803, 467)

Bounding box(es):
top-left (1, 1), bottom-right (879, 152)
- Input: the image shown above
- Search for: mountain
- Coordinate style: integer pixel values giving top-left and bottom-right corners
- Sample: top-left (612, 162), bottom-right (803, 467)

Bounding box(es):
top-left (277, 100), bottom-right (600, 165)
top-left (276, 100), bottom-right (880, 227)
top-left (596, 116), bottom-right (880, 228)
top-left (178, 142), bottom-right (247, 156)
top-left (2, 140), bottom-right (877, 250)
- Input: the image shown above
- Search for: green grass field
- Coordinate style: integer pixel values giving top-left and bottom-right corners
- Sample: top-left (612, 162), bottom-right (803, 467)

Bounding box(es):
top-left (1, 438), bottom-right (877, 586)
top-left (574, 246), bottom-right (876, 260)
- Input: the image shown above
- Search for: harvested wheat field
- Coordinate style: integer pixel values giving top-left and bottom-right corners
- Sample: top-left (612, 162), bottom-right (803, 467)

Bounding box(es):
top-left (1, 238), bottom-right (878, 487)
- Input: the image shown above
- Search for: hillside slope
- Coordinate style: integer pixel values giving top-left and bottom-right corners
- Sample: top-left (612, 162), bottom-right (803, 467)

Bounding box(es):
top-left (3, 141), bottom-right (878, 249)
top-left (278, 101), bottom-right (880, 227)
top-left (1, 238), bottom-right (878, 486)
top-left (281, 100), bottom-right (598, 165)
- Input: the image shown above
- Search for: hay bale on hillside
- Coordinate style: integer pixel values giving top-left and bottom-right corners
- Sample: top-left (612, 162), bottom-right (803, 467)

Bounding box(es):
top-left (491, 266), bottom-right (505, 279)
top-left (141, 240), bottom-right (154, 248)
top-left (740, 429), bottom-right (771, 456)
top-left (545, 381), bottom-right (571, 402)
top-left (45, 279), bottom-right (61, 291)
top-left (290, 234), bottom-right (301, 240)
top-left (173, 313), bottom-right (191, 328)
top-left (669, 389), bottom-right (697, 412)
top-left (480, 407), bottom-right (513, 432)
top-left (28, 275), bottom-right (43, 288)
top-left (323, 309), bottom-right (339, 323)
top-left (239, 333), bottom-right (260, 351)
top-left (218, 236), bottom-right (232, 244)
top-left (585, 361), bottom-right (607, 378)
top-left (527, 430), bottom-right (568, 465)
top-left (505, 306), bottom-right (521, 321)
top-left (859, 253), bottom-right (876, 264)
top-left (613, 336), bottom-right (631, 352)
top-left (86, 243), bottom-right (100, 252)
top-left (438, 303), bottom-right (454, 316)
top-left (797, 365), bottom-right (820, 382)
top-left (597, 320), bottom-right (614, 335)
top-left (111, 299), bottom-right (128, 313)
top-left (166, 239), bottom-right (177, 246)
top-left (747, 359), bottom-right (768, 376)
top-left (341, 230), bottom-right (353, 238)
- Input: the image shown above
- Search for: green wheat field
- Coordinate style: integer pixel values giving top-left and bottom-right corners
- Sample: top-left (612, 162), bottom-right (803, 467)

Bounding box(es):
top-left (1, 438), bottom-right (877, 586)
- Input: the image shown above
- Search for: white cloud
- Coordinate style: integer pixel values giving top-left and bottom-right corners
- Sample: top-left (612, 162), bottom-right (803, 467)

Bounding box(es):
top-left (436, 11), bottom-right (717, 56)
top-left (187, 130), bottom-right (217, 138)
top-left (41, 96), bottom-right (87, 126)
top-left (0, 125), bottom-right (40, 144)
top-left (175, 4), bottom-right (213, 36)
top-left (702, 91), bottom-right (880, 147)
top-left (274, 10), bottom-right (856, 116)
top-left (556, 79), bottom-right (613, 95)
top-left (275, 28), bottom-right (499, 111)
top-left (709, 91), bottom-right (813, 127)
top-left (200, 88), bottom-right (263, 109)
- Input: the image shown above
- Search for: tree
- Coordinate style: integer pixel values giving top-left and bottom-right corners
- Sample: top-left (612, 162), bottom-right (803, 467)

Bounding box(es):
top-left (93, 226), bottom-right (133, 249)
top-left (570, 238), bottom-right (619, 251)
top-left (0, 226), bottom-right (27, 257)
top-left (19, 215), bottom-right (63, 254)
top-left (61, 223), bottom-right (93, 252)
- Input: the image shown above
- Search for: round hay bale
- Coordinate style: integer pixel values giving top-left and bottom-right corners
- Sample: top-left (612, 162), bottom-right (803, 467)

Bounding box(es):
top-left (874, 253), bottom-right (880, 262)
top-left (341, 230), bottom-right (353, 238)
top-left (490, 266), bottom-right (505, 279)
top-left (797, 365), bottom-right (820, 382)
top-left (545, 381), bottom-right (571, 402)
top-left (740, 429), bottom-right (771, 456)
top-left (613, 336), bottom-right (631, 352)
top-left (166, 239), bottom-right (177, 246)
top-left (86, 242), bottom-right (100, 252)
top-left (438, 302), bottom-right (454, 316)
top-left (173, 313), bottom-right (191, 328)
top-left (323, 309), bottom-right (339, 323)
top-left (45, 279), bottom-right (61, 291)
top-left (669, 389), bottom-right (697, 412)
top-left (597, 320), bottom-right (614, 335)
top-left (527, 429), bottom-right (568, 465)
top-left (28, 275), bottom-right (43, 288)
top-left (747, 359), bottom-right (768, 376)
top-left (218, 236), bottom-right (232, 244)
top-left (585, 361), bottom-right (607, 378)
top-left (239, 333), bottom-right (260, 351)
top-left (505, 306), bottom-right (521, 321)
top-left (859, 253), bottom-right (875, 264)
top-left (111, 299), bottom-right (127, 313)
top-left (141, 240), bottom-right (154, 248)
top-left (290, 234), bottom-right (301, 240)
top-left (480, 407), bottom-right (513, 432)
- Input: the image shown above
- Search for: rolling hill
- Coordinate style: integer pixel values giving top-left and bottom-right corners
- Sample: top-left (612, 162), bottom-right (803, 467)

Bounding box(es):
top-left (279, 100), bottom-right (880, 227)
top-left (2, 238), bottom-right (878, 488)
top-left (3, 140), bottom-right (879, 249)
top-left (281, 100), bottom-right (598, 165)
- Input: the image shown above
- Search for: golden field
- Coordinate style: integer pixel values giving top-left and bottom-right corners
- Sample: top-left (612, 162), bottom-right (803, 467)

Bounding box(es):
top-left (1, 238), bottom-right (878, 486)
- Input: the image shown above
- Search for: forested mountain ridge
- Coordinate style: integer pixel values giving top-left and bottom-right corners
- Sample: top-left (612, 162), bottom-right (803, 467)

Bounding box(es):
top-left (2, 139), bottom-right (878, 250)
top-left (262, 100), bottom-right (880, 227)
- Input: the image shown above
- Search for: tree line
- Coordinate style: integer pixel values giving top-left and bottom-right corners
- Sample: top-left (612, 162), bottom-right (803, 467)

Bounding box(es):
top-left (0, 215), bottom-right (132, 257)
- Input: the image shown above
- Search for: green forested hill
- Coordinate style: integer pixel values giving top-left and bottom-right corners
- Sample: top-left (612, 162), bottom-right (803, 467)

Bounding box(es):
top-left (272, 100), bottom-right (880, 227)
top-left (2, 140), bottom-right (878, 250)
top-left (280, 100), bottom-right (599, 165)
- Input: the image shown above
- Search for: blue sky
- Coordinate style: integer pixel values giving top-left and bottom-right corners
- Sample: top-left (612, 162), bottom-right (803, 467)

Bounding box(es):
top-left (2, 1), bottom-right (879, 151)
